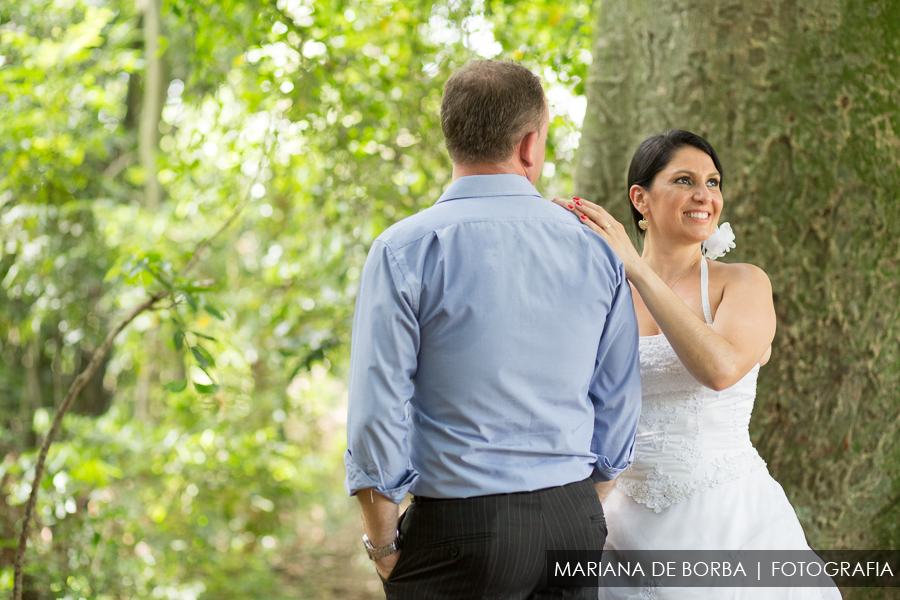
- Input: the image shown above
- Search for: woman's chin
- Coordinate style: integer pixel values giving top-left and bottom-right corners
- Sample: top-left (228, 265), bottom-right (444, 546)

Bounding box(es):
top-left (687, 223), bottom-right (717, 242)
top-left (679, 227), bottom-right (714, 243)
top-left (651, 225), bottom-right (716, 245)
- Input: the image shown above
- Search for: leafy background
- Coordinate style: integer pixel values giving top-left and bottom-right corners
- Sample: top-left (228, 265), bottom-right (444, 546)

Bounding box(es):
top-left (0, 0), bottom-right (593, 597)
top-left (1, 0), bottom-right (896, 598)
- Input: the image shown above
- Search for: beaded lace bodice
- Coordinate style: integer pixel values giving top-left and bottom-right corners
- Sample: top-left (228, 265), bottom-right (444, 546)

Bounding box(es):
top-left (617, 258), bottom-right (767, 513)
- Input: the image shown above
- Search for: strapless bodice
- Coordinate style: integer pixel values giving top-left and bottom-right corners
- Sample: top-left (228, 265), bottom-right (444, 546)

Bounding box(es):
top-left (616, 334), bottom-right (767, 513)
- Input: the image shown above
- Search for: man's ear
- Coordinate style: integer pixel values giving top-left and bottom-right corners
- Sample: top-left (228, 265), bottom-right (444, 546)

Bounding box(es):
top-left (630, 184), bottom-right (649, 216)
top-left (517, 130), bottom-right (540, 170)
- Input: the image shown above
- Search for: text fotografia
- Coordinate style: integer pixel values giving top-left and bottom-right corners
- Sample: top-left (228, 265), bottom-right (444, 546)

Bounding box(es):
top-left (546, 550), bottom-right (900, 588)
top-left (554, 560), bottom-right (891, 579)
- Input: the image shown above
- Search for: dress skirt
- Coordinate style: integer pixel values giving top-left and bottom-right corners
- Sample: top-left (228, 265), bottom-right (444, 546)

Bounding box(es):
top-left (598, 469), bottom-right (843, 599)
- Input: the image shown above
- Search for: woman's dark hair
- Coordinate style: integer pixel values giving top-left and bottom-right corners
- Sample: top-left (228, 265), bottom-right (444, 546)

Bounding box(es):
top-left (627, 130), bottom-right (724, 236)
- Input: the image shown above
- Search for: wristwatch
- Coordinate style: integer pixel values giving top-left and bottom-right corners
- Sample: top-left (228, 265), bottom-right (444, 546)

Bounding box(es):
top-left (362, 531), bottom-right (401, 560)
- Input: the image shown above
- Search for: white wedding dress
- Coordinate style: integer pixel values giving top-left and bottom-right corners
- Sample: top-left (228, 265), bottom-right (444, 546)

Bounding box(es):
top-left (600, 258), bottom-right (842, 599)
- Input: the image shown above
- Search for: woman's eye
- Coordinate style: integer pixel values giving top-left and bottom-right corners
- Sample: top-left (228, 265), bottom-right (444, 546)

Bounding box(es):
top-left (675, 176), bottom-right (691, 185)
top-left (706, 179), bottom-right (720, 188)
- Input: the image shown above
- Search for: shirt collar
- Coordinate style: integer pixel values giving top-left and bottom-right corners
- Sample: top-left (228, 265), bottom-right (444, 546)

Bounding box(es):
top-left (436, 174), bottom-right (544, 204)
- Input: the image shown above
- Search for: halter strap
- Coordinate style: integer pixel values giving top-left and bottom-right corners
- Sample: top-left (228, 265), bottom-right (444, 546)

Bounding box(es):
top-left (700, 257), bottom-right (714, 326)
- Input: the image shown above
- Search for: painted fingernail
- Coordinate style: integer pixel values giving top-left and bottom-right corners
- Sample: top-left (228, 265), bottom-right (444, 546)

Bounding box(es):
top-left (567, 204), bottom-right (574, 209)
top-left (575, 201), bottom-right (583, 206)
top-left (573, 197), bottom-right (580, 200)
top-left (580, 214), bottom-right (587, 220)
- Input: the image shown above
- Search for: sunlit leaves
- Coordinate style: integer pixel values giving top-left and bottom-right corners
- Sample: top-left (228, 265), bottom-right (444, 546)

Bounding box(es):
top-left (192, 381), bottom-right (219, 394)
top-left (173, 330), bottom-right (185, 351)
top-left (1, 0), bottom-right (604, 596)
top-left (190, 346), bottom-right (213, 369)
top-left (164, 379), bottom-right (187, 392)
top-left (202, 302), bottom-right (225, 321)
top-left (0, 1), bottom-right (134, 202)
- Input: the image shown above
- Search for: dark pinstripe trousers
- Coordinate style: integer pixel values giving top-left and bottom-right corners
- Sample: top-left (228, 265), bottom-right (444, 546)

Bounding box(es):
top-left (381, 478), bottom-right (606, 599)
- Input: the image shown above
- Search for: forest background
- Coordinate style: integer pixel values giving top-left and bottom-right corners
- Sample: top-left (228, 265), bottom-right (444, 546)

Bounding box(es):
top-left (1, 0), bottom-right (898, 598)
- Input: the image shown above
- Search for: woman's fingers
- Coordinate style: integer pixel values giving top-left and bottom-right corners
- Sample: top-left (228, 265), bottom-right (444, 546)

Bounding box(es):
top-left (553, 199), bottom-right (605, 234)
top-left (551, 197), bottom-right (643, 279)
top-left (551, 197), bottom-right (577, 211)
top-left (552, 197), bottom-right (618, 234)
top-left (550, 198), bottom-right (588, 222)
top-left (574, 198), bottom-right (618, 230)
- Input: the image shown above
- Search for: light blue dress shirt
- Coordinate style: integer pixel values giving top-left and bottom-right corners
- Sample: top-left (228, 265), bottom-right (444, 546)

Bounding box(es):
top-left (344, 174), bottom-right (641, 503)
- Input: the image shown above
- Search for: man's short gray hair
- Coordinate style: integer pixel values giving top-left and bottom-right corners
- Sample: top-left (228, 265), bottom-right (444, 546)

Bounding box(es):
top-left (441, 60), bottom-right (546, 165)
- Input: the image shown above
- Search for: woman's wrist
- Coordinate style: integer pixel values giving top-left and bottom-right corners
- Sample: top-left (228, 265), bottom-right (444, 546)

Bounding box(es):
top-left (624, 258), bottom-right (654, 287)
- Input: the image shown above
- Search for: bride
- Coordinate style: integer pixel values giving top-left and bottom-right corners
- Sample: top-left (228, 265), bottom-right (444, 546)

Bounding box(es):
top-left (555, 130), bottom-right (841, 599)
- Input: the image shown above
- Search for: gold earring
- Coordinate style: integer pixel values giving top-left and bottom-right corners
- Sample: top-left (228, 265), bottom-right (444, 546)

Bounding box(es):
top-left (638, 215), bottom-right (649, 231)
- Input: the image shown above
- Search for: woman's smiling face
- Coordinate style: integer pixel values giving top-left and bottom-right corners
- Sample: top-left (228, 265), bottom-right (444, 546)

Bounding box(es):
top-left (642, 146), bottom-right (723, 244)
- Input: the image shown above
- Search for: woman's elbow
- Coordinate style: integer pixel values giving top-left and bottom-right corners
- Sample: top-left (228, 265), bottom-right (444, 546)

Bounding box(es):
top-left (707, 378), bottom-right (734, 392)
top-left (702, 363), bottom-right (745, 392)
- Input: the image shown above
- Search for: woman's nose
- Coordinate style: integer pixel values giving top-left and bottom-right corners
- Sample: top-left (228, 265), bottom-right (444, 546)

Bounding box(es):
top-left (694, 185), bottom-right (713, 201)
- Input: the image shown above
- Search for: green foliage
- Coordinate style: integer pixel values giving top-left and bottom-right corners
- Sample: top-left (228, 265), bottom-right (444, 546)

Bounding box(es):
top-left (0, 0), bottom-right (593, 596)
top-left (5, 0), bottom-right (892, 594)
top-left (2, 379), bottom-right (347, 598)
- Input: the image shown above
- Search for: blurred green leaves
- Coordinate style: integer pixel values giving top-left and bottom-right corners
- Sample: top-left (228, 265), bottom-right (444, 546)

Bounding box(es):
top-left (0, 0), bottom-right (596, 596)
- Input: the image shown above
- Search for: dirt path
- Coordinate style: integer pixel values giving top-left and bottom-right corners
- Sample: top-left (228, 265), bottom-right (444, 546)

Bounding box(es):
top-left (275, 510), bottom-right (385, 599)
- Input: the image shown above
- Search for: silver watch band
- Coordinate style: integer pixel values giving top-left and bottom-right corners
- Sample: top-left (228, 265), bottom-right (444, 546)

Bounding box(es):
top-left (363, 532), bottom-right (401, 560)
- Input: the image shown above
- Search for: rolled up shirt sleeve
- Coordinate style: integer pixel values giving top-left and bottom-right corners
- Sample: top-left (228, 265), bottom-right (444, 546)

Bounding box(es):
top-left (588, 262), bottom-right (642, 482)
top-left (344, 240), bottom-right (420, 504)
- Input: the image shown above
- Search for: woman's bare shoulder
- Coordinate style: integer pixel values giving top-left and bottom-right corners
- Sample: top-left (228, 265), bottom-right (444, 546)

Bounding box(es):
top-left (709, 261), bottom-right (771, 289)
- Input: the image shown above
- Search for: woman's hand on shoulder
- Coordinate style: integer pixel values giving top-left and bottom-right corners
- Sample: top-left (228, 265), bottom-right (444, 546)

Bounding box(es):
top-left (709, 262), bottom-right (776, 379)
top-left (550, 197), bottom-right (645, 278)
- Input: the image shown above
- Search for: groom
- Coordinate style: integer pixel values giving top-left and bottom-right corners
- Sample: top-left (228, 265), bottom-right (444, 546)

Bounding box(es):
top-left (344, 60), bottom-right (642, 598)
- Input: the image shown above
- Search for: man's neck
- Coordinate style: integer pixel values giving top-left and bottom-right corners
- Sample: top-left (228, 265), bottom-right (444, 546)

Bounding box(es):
top-left (451, 160), bottom-right (529, 183)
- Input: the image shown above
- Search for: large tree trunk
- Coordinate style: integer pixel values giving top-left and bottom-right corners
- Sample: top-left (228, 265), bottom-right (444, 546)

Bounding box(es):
top-left (576, 0), bottom-right (900, 549)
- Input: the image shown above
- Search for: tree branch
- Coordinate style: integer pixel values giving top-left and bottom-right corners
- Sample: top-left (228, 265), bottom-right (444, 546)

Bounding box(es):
top-left (11, 292), bottom-right (163, 599)
top-left (12, 124), bottom-right (274, 600)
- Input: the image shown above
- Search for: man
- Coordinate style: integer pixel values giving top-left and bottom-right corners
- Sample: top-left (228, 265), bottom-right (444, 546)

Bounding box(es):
top-left (344, 60), bottom-right (641, 599)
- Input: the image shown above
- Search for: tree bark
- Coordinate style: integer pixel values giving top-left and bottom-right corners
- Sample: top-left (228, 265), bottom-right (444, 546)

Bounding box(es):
top-left (22, 334), bottom-right (42, 448)
top-left (138, 0), bottom-right (163, 210)
top-left (576, 0), bottom-right (900, 549)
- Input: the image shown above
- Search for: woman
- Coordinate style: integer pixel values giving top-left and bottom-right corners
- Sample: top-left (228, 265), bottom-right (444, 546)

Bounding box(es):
top-left (555, 130), bottom-right (841, 599)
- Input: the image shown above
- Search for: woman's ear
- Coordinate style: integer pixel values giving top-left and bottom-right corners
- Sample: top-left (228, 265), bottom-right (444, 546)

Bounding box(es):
top-left (630, 184), bottom-right (649, 216)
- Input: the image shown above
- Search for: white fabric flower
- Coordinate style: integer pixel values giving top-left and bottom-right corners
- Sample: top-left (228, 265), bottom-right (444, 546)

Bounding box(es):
top-left (701, 222), bottom-right (736, 260)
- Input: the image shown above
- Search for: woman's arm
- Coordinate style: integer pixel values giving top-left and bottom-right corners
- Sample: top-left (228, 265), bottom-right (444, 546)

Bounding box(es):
top-left (553, 198), bottom-right (775, 391)
top-left (629, 259), bottom-right (775, 390)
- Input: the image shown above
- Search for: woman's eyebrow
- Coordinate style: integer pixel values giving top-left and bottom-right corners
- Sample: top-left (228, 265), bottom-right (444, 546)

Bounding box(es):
top-left (672, 169), bottom-right (721, 177)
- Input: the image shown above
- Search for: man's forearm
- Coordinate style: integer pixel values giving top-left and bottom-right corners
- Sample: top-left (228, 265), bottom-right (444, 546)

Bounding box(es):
top-left (357, 488), bottom-right (401, 546)
top-left (356, 488), bottom-right (402, 579)
top-left (594, 479), bottom-right (616, 503)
